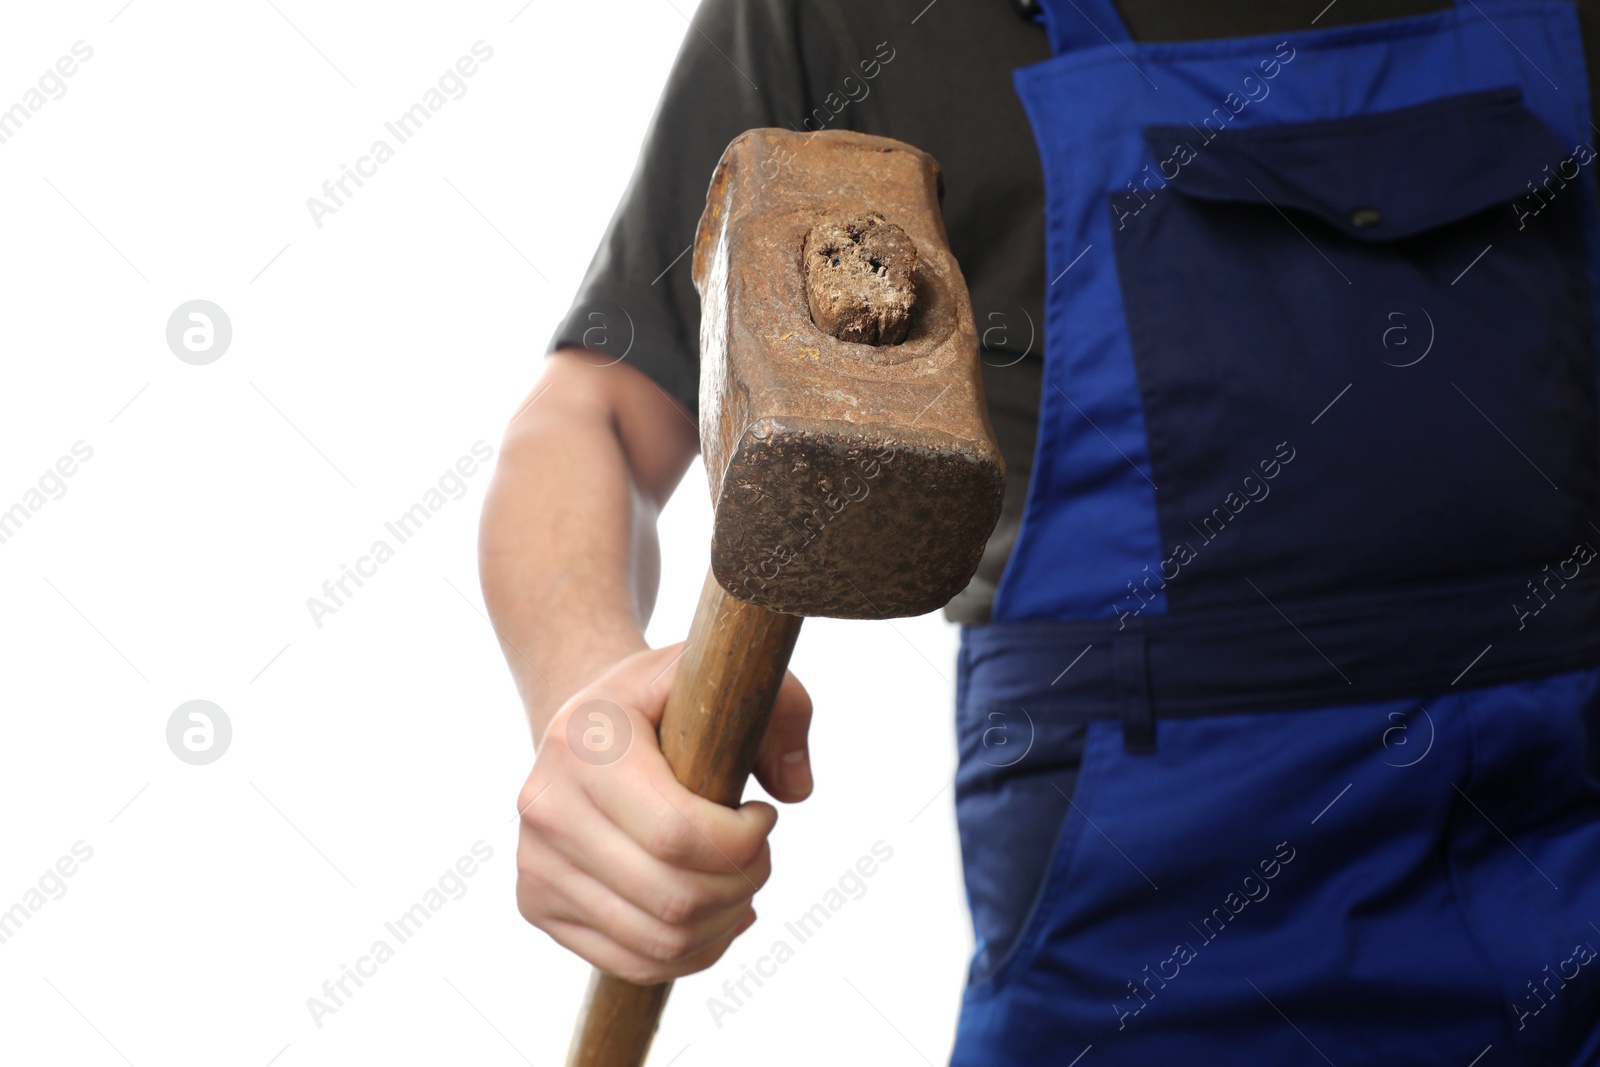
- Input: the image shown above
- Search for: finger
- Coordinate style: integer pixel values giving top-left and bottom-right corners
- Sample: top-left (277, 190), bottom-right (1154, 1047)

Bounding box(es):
top-left (521, 843), bottom-right (757, 960)
top-left (541, 908), bottom-right (756, 986)
top-left (571, 709), bottom-right (779, 875)
top-left (605, 776), bottom-right (777, 877)
top-left (579, 643), bottom-right (686, 729)
top-left (525, 851), bottom-right (759, 965)
top-left (530, 796), bottom-right (773, 924)
top-left (752, 671), bottom-right (813, 802)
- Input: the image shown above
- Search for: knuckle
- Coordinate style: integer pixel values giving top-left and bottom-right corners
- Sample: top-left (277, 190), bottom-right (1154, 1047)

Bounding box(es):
top-left (725, 831), bottom-right (765, 871)
top-left (611, 960), bottom-right (669, 986)
top-left (515, 883), bottom-right (549, 928)
top-left (647, 810), bottom-right (696, 864)
top-left (650, 889), bottom-right (693, 927)
top-left (518, 788), bottom-right (555, 832)
top-left (651, 882), bottom-right (710, 926)
top-left (518, 901), bottom-right (557, 932)
top-left (748, 845), bottom-right (773, 889)
top-left (514, 857), bottom-right (544, 890)
top-left (514, 870), bottom-right (549, 912)
top-left (542, 717), bottom-right (587, 767)
top-left (642, 923), bottom-right (694, 963)
top-left (690, 935), bottom-right (737, 974)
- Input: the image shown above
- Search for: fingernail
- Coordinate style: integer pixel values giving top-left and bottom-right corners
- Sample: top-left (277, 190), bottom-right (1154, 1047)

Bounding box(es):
top-left (780, 749), bottom-right (811, 794)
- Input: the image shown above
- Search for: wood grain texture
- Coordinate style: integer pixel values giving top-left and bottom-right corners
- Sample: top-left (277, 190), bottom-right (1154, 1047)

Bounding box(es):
top-left (564, 973), bottom-right (671, 1067)
top-left (657, 571), bottom-right (805, 803)
top-left (565, 570), bottom-right (804, 1067)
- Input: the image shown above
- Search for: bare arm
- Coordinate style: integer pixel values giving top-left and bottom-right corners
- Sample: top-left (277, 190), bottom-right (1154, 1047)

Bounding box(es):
top-left (479, 348), bottom-right (813, 984)
top-left (478, 348), bottom-right (699, 742)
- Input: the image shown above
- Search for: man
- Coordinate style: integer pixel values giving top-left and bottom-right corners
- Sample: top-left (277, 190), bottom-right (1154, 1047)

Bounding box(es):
top-left (480, 0), bottom-right (1600, 1061)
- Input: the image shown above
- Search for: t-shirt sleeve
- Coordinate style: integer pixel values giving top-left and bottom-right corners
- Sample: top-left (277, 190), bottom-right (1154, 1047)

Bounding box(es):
top-left (548, 0), bottom-right (834, 416)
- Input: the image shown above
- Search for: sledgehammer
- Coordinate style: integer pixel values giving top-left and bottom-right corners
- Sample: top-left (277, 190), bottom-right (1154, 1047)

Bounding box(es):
top-left (564, 128), bottom-right (1004, 1067)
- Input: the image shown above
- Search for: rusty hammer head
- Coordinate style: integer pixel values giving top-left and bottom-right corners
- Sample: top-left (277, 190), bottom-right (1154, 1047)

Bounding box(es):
top-left (691, 129), bottom-right (1004, 619)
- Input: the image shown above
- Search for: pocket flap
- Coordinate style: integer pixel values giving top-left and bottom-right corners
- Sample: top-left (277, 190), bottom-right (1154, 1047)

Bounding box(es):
top-left (1143, 88), bottom-right (1567, 241)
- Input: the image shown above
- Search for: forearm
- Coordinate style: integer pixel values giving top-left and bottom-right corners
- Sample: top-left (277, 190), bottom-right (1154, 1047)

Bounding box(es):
top-left (494, 357), bottom-right (808, 988)
top-left (479, 353), bottom-right (696, 742)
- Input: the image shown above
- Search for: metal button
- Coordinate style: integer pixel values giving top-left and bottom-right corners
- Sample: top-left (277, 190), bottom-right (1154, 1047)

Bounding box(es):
top-left (1348, 206), bottom-right (1382, 229)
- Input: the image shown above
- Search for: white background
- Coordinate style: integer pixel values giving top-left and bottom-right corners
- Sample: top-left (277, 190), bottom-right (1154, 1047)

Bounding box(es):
top-left (0, 2), bottom-right (972, 1065)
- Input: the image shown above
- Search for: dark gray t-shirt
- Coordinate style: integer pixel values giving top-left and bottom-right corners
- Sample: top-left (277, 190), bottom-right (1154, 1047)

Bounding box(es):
top-left (550, 0), bottom-right (1599, 622)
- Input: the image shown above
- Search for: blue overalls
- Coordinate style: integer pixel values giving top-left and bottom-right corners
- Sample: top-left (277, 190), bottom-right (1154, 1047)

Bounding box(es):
top-left (952, 1), bottom-right (1600, 1062)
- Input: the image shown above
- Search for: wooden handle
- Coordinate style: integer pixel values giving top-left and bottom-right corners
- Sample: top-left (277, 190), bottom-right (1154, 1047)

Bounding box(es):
top-left (565, 570), bottom-right (805, 1067)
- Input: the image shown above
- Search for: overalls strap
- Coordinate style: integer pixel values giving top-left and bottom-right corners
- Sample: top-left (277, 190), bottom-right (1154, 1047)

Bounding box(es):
top-left (1039, 0), bottom-right (1475, 56)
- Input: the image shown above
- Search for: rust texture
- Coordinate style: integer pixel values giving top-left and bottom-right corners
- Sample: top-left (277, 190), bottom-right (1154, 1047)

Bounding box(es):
top-left (692, 128), bottom-right (1004, 619)
top-left (564, 128), bottom-right (1007, 1067)
top-left (803, 212), bottom-right (917, 345)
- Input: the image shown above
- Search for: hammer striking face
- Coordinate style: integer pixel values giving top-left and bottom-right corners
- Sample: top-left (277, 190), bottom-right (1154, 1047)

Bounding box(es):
top-left (692, 129), bottom-right (1004, 619)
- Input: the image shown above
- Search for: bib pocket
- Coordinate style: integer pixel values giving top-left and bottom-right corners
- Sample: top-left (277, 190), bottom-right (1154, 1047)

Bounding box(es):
top-left (1110, 87), bottom-right (1599, 613)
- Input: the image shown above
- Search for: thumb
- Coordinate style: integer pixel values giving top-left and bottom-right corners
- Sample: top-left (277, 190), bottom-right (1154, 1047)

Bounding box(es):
top-left (752, 671), bottom-right (813, 803)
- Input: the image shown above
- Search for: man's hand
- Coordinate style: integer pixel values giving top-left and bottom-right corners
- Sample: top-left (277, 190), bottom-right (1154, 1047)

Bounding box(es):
top-left (515, 644), bottom-right (813, 985)
top-left (481, 352), bottom-right (813, 980)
